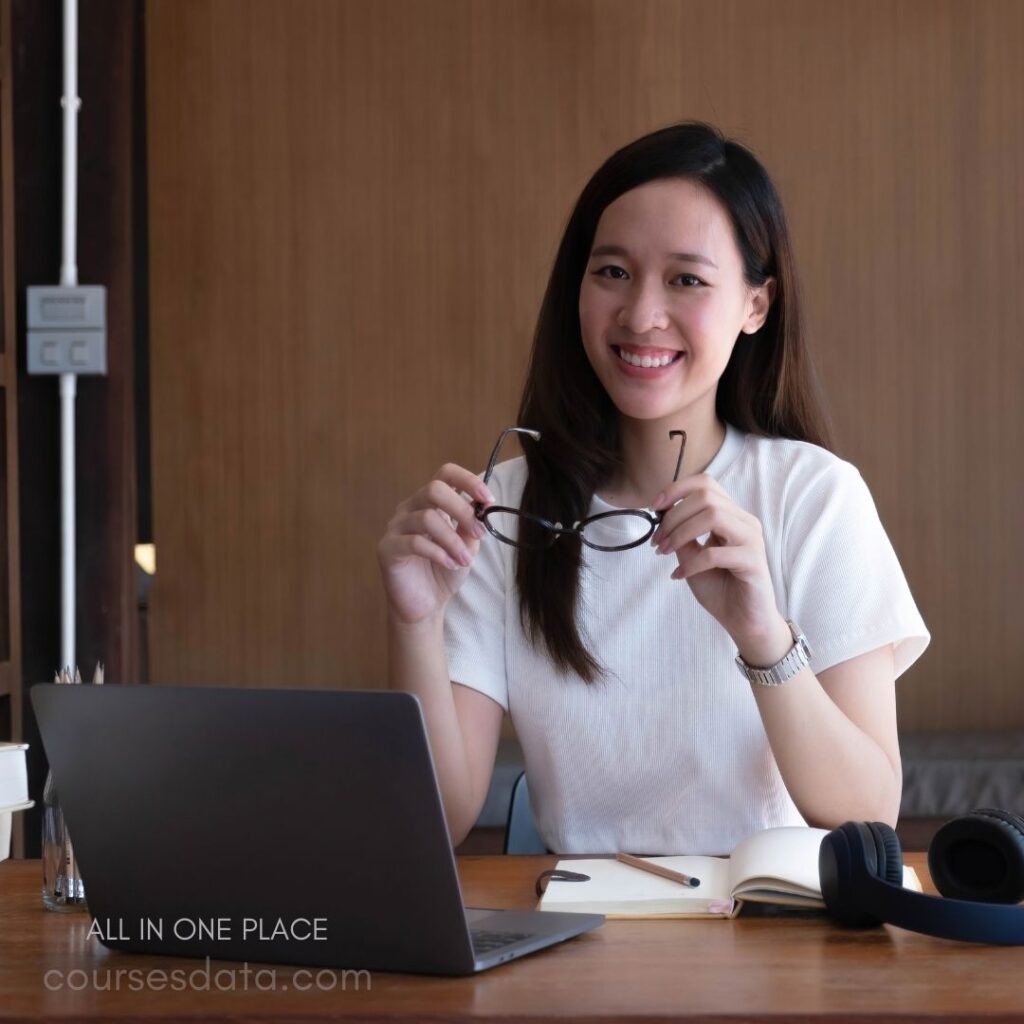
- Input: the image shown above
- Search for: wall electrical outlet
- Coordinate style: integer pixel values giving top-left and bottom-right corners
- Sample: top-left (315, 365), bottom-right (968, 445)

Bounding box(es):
top-left (27, 285), bottom-right (107, 375)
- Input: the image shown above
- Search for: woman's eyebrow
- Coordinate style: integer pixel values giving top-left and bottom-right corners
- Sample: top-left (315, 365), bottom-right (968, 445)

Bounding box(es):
top-left (589, 244), bottom-right (718, 269)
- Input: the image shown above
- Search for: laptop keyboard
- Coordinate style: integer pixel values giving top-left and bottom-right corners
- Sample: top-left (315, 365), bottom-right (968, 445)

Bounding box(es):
top-left (471, 929), bottom-right (533, 956)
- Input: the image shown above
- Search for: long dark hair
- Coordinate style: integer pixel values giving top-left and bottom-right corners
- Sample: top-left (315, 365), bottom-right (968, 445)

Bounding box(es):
top-left (514, 121), bottom-right (833, 682)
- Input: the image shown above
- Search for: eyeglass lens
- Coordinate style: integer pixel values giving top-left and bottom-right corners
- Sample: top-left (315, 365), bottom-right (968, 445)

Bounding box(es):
top-left (483, 508), bottom-right (656, 550)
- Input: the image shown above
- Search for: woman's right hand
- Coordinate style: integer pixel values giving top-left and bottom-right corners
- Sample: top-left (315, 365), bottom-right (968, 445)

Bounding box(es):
top-left (377, 464), bottom-right (495, 626)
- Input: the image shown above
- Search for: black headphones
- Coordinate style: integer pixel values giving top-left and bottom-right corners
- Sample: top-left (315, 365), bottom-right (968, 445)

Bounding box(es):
top-left (819, 808), bottom-right (1024, 944)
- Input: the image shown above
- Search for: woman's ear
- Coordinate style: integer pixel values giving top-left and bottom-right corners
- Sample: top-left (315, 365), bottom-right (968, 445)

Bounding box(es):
top-left (742, 277), bottom-right (776, 335)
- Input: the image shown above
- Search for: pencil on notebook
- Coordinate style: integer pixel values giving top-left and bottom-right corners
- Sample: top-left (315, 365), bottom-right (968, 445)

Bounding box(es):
top-left (616, 852), bottom-right (701, 888)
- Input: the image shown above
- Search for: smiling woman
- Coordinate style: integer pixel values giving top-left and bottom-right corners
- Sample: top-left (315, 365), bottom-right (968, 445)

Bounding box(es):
top-left (378, 122), bottom-right (930, 856)
top-left (579, 178), bottom-right (771, 449)
top-left (504, 124), bottom-right (838, 686)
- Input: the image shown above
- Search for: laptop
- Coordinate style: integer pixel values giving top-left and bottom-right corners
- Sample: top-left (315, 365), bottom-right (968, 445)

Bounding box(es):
top-left (30, 684), bottom-right (602, 975)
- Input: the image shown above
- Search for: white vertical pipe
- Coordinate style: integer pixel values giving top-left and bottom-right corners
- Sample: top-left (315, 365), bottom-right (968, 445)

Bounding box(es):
top-left (60, 374), bottom-right (76, 671)
top-left (59, 0), bottom-right (79, 671)
top-left (60, 0), bottom-right (78, 290)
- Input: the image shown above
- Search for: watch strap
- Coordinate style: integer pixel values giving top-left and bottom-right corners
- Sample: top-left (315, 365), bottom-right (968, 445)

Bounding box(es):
top-left (735, 620), bottom-right (812, 687)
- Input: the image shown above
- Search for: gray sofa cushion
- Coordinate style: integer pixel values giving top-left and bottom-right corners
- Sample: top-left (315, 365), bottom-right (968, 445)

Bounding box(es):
top-left (474, 732), bottom-right (1024, 829)
top-left (899, 731), bottom-right (1024, 818)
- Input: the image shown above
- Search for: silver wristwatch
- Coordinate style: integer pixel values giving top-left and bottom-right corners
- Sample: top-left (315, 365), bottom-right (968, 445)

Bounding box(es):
top-left (735, 620), bottom-right (812, 687)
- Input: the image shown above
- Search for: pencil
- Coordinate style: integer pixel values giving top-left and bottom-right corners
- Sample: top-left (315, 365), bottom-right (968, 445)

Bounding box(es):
top-left (616, 852), bottom-right (700, 888)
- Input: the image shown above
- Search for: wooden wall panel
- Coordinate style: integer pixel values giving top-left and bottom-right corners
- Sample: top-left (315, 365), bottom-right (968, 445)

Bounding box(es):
top-left (146, 0), bottom-right (1024, 731)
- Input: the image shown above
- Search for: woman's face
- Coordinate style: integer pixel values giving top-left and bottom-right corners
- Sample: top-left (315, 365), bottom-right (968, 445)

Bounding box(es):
top-left (578, 177), bottom-right (773, 431)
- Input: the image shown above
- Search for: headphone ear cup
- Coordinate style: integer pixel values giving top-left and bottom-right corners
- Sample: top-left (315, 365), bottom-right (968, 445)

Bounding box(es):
top-left (929, 808), bottom-right (1024, 903)
top-left (871, 821), bottom-right (905, 886)
top-left (820, 821), bottom-right (896, 927)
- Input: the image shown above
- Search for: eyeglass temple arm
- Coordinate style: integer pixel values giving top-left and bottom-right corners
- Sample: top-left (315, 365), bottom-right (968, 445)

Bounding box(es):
top-left (481, 427), bottom-right (542, 487)
top-left (669, 430), bottom-right (687, 483)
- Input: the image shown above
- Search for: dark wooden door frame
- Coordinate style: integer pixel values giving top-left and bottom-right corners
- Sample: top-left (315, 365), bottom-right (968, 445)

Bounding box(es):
top-left (12, 0), bottom-right (145, 855)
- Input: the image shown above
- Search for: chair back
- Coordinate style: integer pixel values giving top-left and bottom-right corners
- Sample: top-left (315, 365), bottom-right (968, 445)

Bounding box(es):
top-left (504, 770), bottom-right (548, 854)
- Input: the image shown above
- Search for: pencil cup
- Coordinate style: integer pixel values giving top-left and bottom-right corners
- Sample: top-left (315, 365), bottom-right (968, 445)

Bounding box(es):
top-left (41, 768), bottom-right (87, 912)
top-left (41, 663), bottom-right (101, 912)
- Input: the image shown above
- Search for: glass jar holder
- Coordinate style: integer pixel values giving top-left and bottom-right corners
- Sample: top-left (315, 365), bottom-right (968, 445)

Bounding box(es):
top-left (41, 768), bottom-right (87, 913)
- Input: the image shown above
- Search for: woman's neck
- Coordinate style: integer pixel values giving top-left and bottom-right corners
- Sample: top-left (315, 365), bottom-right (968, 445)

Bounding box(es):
top-left (600, 415), bottom-right (727, 509)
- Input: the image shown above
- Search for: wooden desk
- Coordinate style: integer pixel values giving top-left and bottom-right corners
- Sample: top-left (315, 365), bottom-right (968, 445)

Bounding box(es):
top-left (1, 855), bottom-right (1021, 1022)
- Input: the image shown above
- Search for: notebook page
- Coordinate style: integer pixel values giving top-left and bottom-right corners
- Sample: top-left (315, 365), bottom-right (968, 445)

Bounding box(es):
top-left (728, 826), bottom-right (831, 898)
top-left (540, 855), bottom-right (733, 912)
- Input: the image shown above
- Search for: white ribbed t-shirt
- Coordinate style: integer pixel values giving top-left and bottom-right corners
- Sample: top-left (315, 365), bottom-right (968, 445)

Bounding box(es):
top-left (444, 423), bottom-right (930, 855)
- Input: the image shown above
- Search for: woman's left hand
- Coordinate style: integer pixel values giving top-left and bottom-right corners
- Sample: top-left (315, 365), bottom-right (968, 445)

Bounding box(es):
top-left (651, 474), bottom-right (782, 648)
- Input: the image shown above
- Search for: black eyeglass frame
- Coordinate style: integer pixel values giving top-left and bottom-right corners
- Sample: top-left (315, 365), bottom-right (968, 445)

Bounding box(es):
top-left (473, 426), bottom-right (687, 552)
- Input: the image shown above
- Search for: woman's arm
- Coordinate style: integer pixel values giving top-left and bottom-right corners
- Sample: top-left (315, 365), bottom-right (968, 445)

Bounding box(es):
top-left (378, 463), bottom-right (505, 846)
top-left (652, 471), bottom-right (907, 829)
top-left (387, 616), bottom-right (504, 845)
top-left (739, 621), bottom-right (902, 828)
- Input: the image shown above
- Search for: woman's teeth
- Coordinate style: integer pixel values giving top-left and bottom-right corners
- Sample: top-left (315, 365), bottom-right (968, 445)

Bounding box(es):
top-left (616, 347), bottom-right (680, 368)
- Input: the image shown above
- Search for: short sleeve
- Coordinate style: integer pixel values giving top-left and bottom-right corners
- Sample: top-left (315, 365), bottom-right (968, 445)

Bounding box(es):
top-left (783, 460), bottom-right (929, 678)
top-left (443, 464), bottom-right (518, 711)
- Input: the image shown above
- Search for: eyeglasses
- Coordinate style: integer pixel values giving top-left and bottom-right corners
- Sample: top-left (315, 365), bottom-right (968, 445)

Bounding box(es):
top-left (534, 868), bottom-right (591, 898)
top-left (474, 427), bottom-right (686, 552)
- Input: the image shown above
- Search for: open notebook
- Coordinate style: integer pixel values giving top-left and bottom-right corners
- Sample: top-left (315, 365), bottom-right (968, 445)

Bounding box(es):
top-left (539, 826), bottom-right (922, 919)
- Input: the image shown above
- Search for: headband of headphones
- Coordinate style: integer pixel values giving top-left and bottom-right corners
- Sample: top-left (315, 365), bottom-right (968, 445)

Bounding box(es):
top-left (819, 809), bottom-right (1024, 946)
